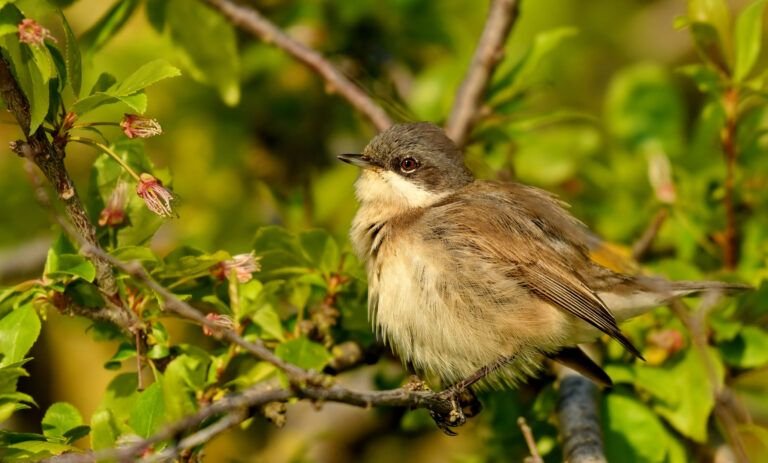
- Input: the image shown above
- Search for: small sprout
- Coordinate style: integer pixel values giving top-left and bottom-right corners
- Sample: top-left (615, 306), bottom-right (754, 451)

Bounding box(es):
top-left (202, 313), bottom-right (234, 336)
top-left (647, 150), bottom-right (676, 204)
top-left (136, 173), bottom-right (177, 217)
top-left (98, 182), bottom-right (128, 227)
top-left (211, 252), bottom-right (261, 283)
top-left (18, 19), bottom-right (55, 46)
top-left (120, 114), bottom-right (162, 139)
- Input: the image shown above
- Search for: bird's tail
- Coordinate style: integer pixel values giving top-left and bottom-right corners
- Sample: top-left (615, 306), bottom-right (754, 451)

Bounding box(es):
top-left (659, 279), bottom-right (753, 297)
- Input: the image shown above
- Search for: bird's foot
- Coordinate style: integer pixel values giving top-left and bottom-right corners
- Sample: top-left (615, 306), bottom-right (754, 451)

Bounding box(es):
top-left (431, 386), bottom-right (482, 436)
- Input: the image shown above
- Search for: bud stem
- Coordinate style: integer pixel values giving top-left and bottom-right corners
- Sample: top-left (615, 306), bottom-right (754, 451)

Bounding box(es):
top-left (69, 137), bottom-right (142, 181)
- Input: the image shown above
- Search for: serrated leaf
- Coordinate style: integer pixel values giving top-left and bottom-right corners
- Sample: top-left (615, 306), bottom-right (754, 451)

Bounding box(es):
top-left (0, 305), bottom-right (40, 368)
top-left (89, 72), bottom-right (116, 94)
top-left (80, 0), bottom-right (140, 53)
top-left (97, 373), bottom-right (139, 429)
top-left (59, 10), bottom-right (81, 96)
top-left (41, 402), bottom-right (84, 441)
top-left (734, 0), bottom-right (767, 81)
top-left (275, 337), bottom-right (331, 371)
top-left (167, 0), bottom-right (239, 105)
top-left (129, 380), bottom-right (165, 438)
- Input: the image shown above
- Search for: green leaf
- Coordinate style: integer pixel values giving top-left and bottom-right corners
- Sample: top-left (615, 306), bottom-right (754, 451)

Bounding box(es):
top-left (603, 393), bottom-right (684, 463)
top-left (129, 380), bottom-right (165, 438)
top-left (59, 10), bottom-right (82, 95)
top-left (490, 27), bottom-right (577, 101)
top-left (103, 342), bottom-right (136, 370)
top-left (97, 373), bottom-right (139, 429)
top-left (145, 0), bottom-right (167, 32)
top-left (113, 59), bottom-right (181, 96)
top-left (720, 326), bottom-right (768, 368)
top-left (2, 33), bottom-right (50, 133)
top-left (251, 303), bottom-right (285, 341)
top-left (688, 0), bottom-right (732, 55)
top-left (80, 0), bottom-right (141, 53)
top-left (163, 353), bottom-right (210, 421)
top-left (89, 72), bottom-right (117, 94)
top-left (110, 246), bottom-right (158, 264)
top-left (0, 3), bottom-right (22, 38)
top-left (167, 0), bottom-right (240, 105)
top-left (608, 349), bottom-right (721, 442)
top-left (0, 305), bottom-right (40, 368)
top-left (90, 409), bottom-right (118, 450)
top-left (41, 402), bottom-right (84, 441)
top-left (734, 0), bottom-right (767, 81)
top-left (275, 337), bottom-right (332, 371)
top-left (300, 229), bottom-right (340, 274)
top-left (690, 21), bottom-right (730, 73)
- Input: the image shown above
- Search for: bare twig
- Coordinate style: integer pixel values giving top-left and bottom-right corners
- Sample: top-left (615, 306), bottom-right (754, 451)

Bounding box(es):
top-left (444, 0), bottom-right (520, 147)
top-left (632, 208), bottom-right (669, 261)
top-left (0, 55), bottom-right (137, 332)
top-left (669, 296), bottom-right (750, 463)
top-left (517, 417), bottom-right (544, 463)
top-left (555, 354), bottom-right (607, 463)
top-left (201, 0), bottom-right (393, 132)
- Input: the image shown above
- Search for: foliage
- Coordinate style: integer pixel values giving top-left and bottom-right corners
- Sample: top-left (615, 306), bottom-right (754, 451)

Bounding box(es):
top-left (0, 0), bottom-right (766, 461)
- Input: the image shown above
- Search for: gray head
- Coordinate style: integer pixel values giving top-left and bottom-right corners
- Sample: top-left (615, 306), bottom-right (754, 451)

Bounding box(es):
top-left (338, 122), bottom-right (474, 195)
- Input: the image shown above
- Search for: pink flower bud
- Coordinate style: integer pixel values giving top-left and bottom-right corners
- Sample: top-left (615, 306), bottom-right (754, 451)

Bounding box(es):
top-left (120, 114), bottom-right (162, 139)
top-left (98, 182), bottom-right (128, 227)
top-left (136, 173), bottom-right (177, 217)
top-left (202, 313), bottom-right (235, 336)
top-left (18, 19), bottom-right (54, 46)
top-left (211, 252), bottom-right (262, 283)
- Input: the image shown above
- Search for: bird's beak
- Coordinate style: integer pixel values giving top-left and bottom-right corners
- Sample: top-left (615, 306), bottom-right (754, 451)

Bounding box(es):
top-left (337, 153), bottom-right (378, 169)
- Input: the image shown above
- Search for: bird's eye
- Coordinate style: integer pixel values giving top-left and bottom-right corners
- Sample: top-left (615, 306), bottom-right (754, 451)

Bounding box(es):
top-left (399, 157), bottom-right (419, 173)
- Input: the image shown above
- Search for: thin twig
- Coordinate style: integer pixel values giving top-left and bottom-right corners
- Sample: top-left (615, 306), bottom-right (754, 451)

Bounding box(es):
top-left (201, 0), bottom-right (393, 132)
top-left (555, 353), bottom-right (607, 463)
top-left (444, 0), bottom-right (520, 147)
top-left (0, 55), bottom-right (137, 332)
top-left (632, 208), bottom-right (669, 261)
top-left (669, 296), bottom-right (750, 463)
top-left (720, 88), bottom-right (739, 269)
top-left (517, 417), bottom-right (544, 463)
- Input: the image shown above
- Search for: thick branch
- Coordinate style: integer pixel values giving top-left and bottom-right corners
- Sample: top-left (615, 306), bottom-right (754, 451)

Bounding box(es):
top-left (202, 0), bottom-right (393, 132)
top-left (0, 55), bottom-right (136, 332)
top-left (556, 372), bottom-right (607, 463)
top-left (444, 0), bottom-right (520, 147)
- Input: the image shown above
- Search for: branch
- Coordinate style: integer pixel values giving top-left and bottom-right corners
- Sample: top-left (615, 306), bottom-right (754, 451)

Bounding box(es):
top-left (555, 355), bottom-right (607, 463)
top-left (0, 55), bottom-right (137, 332)
top-left (201, 0), bottom-right (393, 132)
top-left (631, 208), bottom-right (669, 261)
top-left (444, 0), bottom-right (520, 147)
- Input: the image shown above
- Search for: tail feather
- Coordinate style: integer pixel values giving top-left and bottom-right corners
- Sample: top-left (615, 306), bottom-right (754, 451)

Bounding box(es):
top-left (665, 280), bottom-right (753, 297)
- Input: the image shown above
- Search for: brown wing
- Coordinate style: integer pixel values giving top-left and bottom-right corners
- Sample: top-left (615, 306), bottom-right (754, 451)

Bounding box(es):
top-left (426, 181), bottom-right (643, 359)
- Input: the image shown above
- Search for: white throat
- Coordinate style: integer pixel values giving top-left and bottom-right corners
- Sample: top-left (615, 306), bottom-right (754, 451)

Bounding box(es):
top-left (354, 170), bottom-right (448, 211)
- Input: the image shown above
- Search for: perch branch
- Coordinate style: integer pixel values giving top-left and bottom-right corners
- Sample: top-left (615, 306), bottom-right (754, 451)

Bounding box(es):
top-left (720, 88), bottom-right (739, 269)
top-left (444, 0), bottom-right (520, 147)
top-left (0, 55), bottom-right (137, 332)
top-left (201, 0), bottom-right (393, 132)
top-left (555, 356), bottom-right (607, 463)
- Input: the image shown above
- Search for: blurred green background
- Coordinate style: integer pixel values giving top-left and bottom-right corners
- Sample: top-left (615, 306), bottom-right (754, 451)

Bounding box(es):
top-left (2, 0), bottom-right (768, 461)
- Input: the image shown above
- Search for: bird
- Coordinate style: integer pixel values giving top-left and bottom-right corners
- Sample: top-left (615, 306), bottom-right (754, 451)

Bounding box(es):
top-left (338, 122), bottom-right (749, 392)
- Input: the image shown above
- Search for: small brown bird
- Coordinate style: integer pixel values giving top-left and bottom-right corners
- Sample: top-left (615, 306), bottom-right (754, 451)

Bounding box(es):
top-left (339, 122), bottom-right (748, 390)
